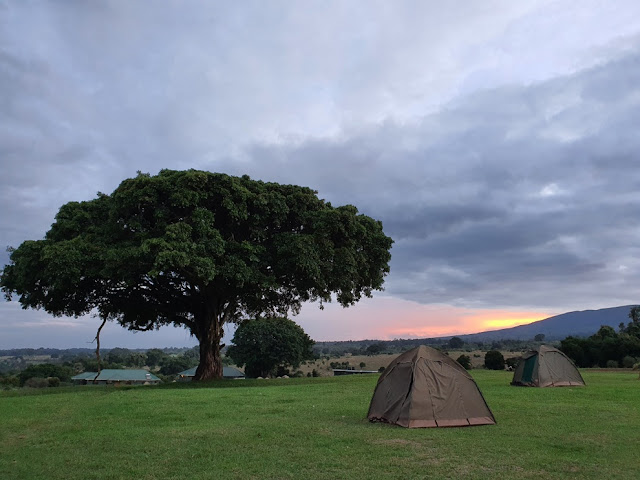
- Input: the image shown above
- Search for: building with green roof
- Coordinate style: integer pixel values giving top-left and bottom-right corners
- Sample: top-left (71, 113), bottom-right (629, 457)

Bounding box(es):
top-left (177, 366), bottom-right (245, 381)
top-left (72, 369), bottom-right (161, 385)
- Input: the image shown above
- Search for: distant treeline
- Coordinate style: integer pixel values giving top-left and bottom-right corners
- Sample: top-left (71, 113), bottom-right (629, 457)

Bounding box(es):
top-left (0, 346), bottom-right (205, 388)
top-left (0, 347), bottom-right (97, 357)
top-left (0, 346), bottom-right (193, 357)
top-left (313, 337), bottom-right (550, 357)
top-left (4, 307), bottom-right (638, 389)
top-left (560, 307), bottom-right (640, 368)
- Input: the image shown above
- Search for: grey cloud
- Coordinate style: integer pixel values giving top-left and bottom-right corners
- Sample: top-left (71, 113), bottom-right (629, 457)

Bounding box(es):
top-left (3, 1), bottom-right (640, 346)
top-left (216, 45), bottom-right (640, 311)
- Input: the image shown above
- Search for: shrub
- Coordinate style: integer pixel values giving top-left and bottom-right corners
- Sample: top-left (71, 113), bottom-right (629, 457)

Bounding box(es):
top-left (330, 361), bottom-right (350, 369)
top-left (456, 354), bottom-right (472, 370)
top-left (622, 356), bottom-right (637, 368)
top-left (484, 350), bottom-right (505, 370)
top-left (159, 355), bottom-right (196, 375)
top-left (366, 343), bottom-right (384, 355)
top-left (505, 357), bottom-right (521, 369)
top-left (154, 373), bottom-right (175, 384)
top-left (18, 363), bottom-right (74, 386)
top-left (47, 377), bottom-right (61, 387)
top-left (359, 362), bottom-right (366, 369)
top-left (606, 360), bottom-right (619, 368)
top-left (0, 376), bottom-right (19, 389)
top-left (24, 377), bottom-right (49, 388)
top-left (378, 366), bottom-right (385, 373)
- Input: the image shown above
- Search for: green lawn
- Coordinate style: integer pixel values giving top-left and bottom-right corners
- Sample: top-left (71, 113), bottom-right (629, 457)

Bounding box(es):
top-left (1, 370), bottom-right (638, 480)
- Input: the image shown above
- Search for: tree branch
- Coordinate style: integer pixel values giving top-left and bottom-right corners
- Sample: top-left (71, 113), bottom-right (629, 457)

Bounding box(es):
top-left (92, 317), bottom-right (107, 382)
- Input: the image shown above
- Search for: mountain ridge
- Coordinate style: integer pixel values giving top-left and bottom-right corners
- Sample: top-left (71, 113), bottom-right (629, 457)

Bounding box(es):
top-left (452, 305), bottom-right (635, 342)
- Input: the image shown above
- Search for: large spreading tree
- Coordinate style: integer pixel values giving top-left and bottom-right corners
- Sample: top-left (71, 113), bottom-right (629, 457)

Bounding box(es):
top-left (1, 170), bottom-right (393, 380)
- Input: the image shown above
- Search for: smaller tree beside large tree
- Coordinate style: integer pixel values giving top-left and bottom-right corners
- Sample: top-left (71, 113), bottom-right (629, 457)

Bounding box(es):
top-left (227, 317), bottom-right (314, 378)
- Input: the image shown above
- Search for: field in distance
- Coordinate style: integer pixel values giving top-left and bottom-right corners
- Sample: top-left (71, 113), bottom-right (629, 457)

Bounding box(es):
top-left (298, 350), bottom-right (515, 376)
top-left (1, 370), bottom-right (638, 480)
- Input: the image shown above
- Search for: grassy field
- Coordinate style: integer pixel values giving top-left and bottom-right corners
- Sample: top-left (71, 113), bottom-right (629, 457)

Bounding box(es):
top-left (1, 370), bottom-right (638, 480)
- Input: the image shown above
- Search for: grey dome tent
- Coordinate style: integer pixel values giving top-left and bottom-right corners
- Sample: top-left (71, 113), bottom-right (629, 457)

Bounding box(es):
top-left (367, 346), bottom-right (496, 428)
top-left (511, 345), bottom-right (585, 387)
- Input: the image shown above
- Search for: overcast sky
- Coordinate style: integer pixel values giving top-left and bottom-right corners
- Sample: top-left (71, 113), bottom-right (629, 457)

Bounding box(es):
top-left (2, 1), bottom-right (640, 349)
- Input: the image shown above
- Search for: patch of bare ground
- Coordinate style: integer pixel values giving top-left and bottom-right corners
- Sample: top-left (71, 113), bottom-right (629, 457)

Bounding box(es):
top-left (299, 350), bottom-right (524, 376)
top-left (297, 353), bottom-right (397, 376)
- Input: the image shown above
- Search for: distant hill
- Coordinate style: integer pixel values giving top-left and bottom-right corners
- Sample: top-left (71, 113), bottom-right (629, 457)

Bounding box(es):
top-left (311, 306), bottom-right (638, 357)
top-left (457, 305), bottom-right (635, 342)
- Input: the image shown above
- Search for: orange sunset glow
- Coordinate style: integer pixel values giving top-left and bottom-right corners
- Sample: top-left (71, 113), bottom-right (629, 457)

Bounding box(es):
top-left (467, 311), bottom-right (551, 331)
top-left (297, 297), bottom-right (555, 342)
top-left (377, 309), bottom-right (550, 339)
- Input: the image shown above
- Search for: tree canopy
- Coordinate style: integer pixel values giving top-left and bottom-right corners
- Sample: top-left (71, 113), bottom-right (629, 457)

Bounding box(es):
top-left (561, 306), bottom-right (640, 368)
top-left (1, 170), bottom-right (393, 380)
top-left (227, 317), bottom-right (314, 378)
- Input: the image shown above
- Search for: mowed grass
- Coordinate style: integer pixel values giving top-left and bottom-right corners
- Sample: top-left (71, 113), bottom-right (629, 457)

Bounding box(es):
top-left (1, 370), bottom-right (638, 480)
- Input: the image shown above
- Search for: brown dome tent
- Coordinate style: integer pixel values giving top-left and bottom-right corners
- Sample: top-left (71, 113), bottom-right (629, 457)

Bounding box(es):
top-left (511, 345), bottom-right (585, 387)
top-left (367, 345), bottom-right (496, 428)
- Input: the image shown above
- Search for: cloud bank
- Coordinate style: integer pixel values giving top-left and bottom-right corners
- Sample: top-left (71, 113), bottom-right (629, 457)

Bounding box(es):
top-left (2, 1), bottom-right (640, 347)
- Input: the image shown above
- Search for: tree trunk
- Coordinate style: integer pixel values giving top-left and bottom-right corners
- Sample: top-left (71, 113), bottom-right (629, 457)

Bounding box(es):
top-left (93, 317), bottom-right (107, 383)
top-left (194, 313), bottom-right (224, 381)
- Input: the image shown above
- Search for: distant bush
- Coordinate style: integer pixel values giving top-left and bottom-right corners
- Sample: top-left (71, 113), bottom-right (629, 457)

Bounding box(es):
top-left (145, 348), bottom-right (168, 367)
top-left (47, 377), bottom-right (60, 387)
top-left (19, 364), bottom-right (74, 386)
top-left (154, 373), bottom-right (175, 384)
top-left (366, 343), bottom-right (385, 355)
top-left (0, 375), bottom-right (19, 389)
top-left (359, 362), bottom-right (366, 369)
top-left (24, 377), bottom-right (49, 388)
top-left (311, 369), bottom-right (319, 377)
top-left (159, 355), bottom-right (197, 375)
top-left (378, 366), bottom-right (385, 373)
top-left (330, 361), bottom-right (350, 369)
top-left (484, 350), bottom-right (505, 370)
top-left (456, 355), bottom-right (472, 370)
top-left (622, 356), bottom-right (637, 368)
top-left (606, 360), bottom-right (619, 368)
top-left (505, 357), bottom-right (521, 369)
